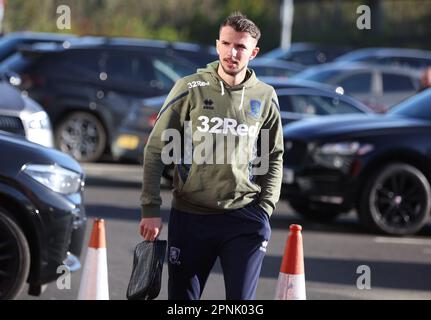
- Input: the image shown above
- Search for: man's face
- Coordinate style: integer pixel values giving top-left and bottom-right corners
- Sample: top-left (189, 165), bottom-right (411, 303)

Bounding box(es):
top-left (216, 26), bottom-right (259, 77)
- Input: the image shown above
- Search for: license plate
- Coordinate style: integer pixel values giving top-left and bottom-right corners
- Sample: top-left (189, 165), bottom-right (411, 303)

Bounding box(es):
top-left (283, 168), bottom-right (294, 184)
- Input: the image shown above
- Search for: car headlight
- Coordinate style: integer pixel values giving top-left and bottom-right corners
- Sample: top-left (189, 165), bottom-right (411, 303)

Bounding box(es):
top-left (313, 142), bottom-right (374, 170)
top-left (22, 164), bottom-right (83, 194)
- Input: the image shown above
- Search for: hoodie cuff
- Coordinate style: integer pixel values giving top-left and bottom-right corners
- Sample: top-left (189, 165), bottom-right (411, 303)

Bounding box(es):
top-left (257, 200), bottom-right (274, 217)
top-left (141, 205), bottom-right (161, 219)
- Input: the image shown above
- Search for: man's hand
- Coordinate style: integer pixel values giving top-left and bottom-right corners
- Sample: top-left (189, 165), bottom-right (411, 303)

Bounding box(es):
top-left (139, 217), bottom-right (163, 241)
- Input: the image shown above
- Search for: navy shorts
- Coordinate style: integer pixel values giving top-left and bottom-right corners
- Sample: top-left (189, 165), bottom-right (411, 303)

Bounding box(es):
top-left (167, 203), bottom-right (271, 300)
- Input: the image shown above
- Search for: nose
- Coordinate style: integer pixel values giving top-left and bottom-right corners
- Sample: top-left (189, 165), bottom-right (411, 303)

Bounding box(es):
top-left (231, 47), bottom-right (238, 58)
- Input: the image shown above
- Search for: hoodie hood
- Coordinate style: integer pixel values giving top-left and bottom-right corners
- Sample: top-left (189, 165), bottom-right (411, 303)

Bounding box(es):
top-left (197, 61), bottom-right (260, 110)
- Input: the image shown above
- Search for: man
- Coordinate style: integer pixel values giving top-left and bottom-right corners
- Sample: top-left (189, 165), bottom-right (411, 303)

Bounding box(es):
top-left (139, 12), bottom-right (283, 300)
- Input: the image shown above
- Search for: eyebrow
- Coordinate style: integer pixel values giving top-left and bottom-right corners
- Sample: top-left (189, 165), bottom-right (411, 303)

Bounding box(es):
top-left (220, 40), bottom-right (248, 49)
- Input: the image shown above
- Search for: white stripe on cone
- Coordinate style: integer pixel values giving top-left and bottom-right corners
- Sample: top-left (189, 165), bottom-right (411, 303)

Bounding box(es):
top-left (274, 273), bottom-right (306, 300)
top-left (77, 247), bottom-right (109, 300)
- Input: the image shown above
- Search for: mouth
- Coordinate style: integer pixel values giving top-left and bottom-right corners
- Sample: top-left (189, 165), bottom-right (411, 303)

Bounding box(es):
top-left (224, 59), bottom-right (238, 68)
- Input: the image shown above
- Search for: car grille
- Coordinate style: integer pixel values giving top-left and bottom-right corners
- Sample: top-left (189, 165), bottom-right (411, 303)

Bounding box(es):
top-left (0, 115), bottom-right (25, 136)
top-left (284, 139), bottom-right (309, 166)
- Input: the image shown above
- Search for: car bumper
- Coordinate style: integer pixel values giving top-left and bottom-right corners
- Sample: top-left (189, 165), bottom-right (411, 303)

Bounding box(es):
top-left (111, 128), bottom-right (149, 163)
top-left (17, 172), bottom-right (87, 285)
top-left (281, 166), bottom-right (356, 208)
top-left (39, 195), bottom-right (87, 284)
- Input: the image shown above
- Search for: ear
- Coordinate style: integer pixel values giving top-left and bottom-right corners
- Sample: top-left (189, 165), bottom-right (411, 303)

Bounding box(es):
top-left (215, 39), bottom-right (220, 55)
top-left (250, 46), bottom-right (260, 60)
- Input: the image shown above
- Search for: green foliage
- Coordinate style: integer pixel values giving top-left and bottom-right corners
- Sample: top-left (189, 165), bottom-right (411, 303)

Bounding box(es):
top-left (2, 0), bottom-right (430, 51)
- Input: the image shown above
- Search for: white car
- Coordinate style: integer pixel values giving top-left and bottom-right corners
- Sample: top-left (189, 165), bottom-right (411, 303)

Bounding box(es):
top-left (0, 77), bottom-right (53, 148)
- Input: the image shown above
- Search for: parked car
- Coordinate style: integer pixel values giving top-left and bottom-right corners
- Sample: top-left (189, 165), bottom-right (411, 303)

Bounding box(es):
top-left (164, 41), bottom-right (217, 68)
top-left (292, 62), bottom-right (422, 113)
top-left (0, 31), bottom-right (76, 63)
top-left (261, 43), bottom-right (351, 66)
top-left (334, 47), bottom-right (431, 71)
top-left (281, 88), bottom-right (431, 236)
top-left (0, 75), bottom-right (53, 148)
top-left (0, 132), bottom-right (87, 299)
top-left (111, 79), bottom-right (372, 164)
top-left (0, 39), bottom-right (197, 162)
top-left (249, 58), bottom-right (304, 79)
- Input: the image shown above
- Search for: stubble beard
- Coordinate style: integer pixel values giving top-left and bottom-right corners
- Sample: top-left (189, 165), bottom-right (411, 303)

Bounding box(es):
top-left (221, 61), bottom-right (247, 77)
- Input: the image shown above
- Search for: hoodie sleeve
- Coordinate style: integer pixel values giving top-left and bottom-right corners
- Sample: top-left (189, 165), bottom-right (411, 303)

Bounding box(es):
top-left (255, 90), bottom-right (284, 217)
top-left (140, 79), bottom-right (190, 218)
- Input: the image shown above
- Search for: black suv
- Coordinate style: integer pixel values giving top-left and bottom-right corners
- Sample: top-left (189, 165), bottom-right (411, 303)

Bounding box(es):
top-left (0, 31), bottom-right (76, 63)
top-left (0, 132), bottom-right (86, 299)
top-left (0, 38), bottom-right (197, 162)
top-left (282, 89), bottom-right (431, 236)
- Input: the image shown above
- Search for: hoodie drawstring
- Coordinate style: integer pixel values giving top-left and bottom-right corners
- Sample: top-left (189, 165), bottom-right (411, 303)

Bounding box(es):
top-left (219, 80), bottom-right (245, 110)
top-left (239, 86), bottom-right (245, 110)
top-left (219, 81), bottom-right (225, 96)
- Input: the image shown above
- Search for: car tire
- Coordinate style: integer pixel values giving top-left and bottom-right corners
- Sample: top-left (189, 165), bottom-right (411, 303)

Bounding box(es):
top-left (55, 111), bottom-right (107, 162)
top-left (0, 208), bottom-right (31, 300)
top-left (358, 163), bottom-right (431, 235)
top-left (288, 198), bottom-right (343, 222)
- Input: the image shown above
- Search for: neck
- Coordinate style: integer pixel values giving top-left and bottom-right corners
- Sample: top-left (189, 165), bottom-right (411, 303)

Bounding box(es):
top-left (217, 64), bottom-right (248, 86)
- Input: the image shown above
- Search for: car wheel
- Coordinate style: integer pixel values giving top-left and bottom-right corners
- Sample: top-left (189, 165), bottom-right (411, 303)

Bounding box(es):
top-left (0, 208), bottom-right (31, 300)
top-left (358, 163), bottom-right (431, 235)
top-left (288, 198), bottom-right (343, 222)
top-left (55, 112), bottom-right (107, 162)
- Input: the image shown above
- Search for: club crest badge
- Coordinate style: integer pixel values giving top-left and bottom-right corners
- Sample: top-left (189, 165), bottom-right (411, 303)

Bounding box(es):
top-left (249, 100), bottom-right (262, 118)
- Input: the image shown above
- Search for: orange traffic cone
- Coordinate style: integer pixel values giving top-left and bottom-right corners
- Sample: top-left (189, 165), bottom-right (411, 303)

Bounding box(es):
top-left (274, 224), bottom-right (306, 300)
top-left (77, 218), bottom-right (109, 300)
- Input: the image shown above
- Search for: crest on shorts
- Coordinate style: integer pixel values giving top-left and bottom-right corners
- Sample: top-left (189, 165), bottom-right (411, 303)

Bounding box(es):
top-left (169, 246), bottom-right (181, 265)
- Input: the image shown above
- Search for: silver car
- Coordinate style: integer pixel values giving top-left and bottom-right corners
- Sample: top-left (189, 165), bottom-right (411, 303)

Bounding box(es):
top-left (0, 77), bottom-right (53, 148)
top-left (292, 62), bottom-right (422, 113)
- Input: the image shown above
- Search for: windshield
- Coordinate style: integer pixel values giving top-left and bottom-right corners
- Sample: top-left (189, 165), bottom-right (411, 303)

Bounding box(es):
top-left (389, 89), bottom-right (431, 120)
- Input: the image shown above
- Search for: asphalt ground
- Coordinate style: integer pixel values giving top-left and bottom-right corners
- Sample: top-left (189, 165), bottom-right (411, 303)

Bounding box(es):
top-left (18, 163), bottom-right (431, 300)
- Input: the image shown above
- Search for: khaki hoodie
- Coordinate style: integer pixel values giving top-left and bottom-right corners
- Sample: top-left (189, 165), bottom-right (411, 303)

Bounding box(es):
top-left (140, 61), bottom-right (283, 218)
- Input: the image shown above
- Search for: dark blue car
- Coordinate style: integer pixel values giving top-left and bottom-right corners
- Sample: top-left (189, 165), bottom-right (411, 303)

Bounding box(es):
top-left (0, 132), bottom-right (86, 299)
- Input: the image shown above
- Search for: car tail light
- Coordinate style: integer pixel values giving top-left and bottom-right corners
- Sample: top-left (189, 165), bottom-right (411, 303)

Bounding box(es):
top-left (149, 113), bottom-right (158, 127)
top-left (349, 159), bottom-right (362, 177)
top-left (21, 73), bottom-right (46, 89)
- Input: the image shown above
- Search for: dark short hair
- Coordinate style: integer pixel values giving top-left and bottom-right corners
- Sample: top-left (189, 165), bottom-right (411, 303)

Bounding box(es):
top-left (220, 12), bottom-right (261, 42)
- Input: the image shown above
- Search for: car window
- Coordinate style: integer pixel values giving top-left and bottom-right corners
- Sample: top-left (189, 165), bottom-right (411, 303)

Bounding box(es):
top-left (251, 66), bottom-right (296, 78)
top-left (378, 57), bottom-right (431, 70)
top-left (289, 94), bottom-right (363, 115)
top-left (293, 68), bottom-right (339, 83)
top-left (288, 51), bottom-right (320, 65)
top-left (1, 50), bottom-right (104, 81)
top-left (277, 94), bottom-right (294, 112)
top-left (57, 50), bottom-right (102, 77)
top-left (105, 52), bottom-right (145, 84)
top-left (382, 73), bottom-right (416, 92)
top-left (337, 73), bottom-right (371, 93)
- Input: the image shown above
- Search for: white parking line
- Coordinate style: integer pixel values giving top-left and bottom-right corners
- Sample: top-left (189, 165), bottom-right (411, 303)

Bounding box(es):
top-left (374, 237), bottom-right (431, 246)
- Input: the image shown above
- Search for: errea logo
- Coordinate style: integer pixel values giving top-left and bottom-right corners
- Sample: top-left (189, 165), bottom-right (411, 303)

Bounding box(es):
top-left (203, 98), bottom-right (214, 110)
top-left (187, 81), bottom-right (210, 89)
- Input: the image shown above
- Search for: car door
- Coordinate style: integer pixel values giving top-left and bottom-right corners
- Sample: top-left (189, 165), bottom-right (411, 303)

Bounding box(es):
top-left (334, 71), bottom-right (377, 111)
